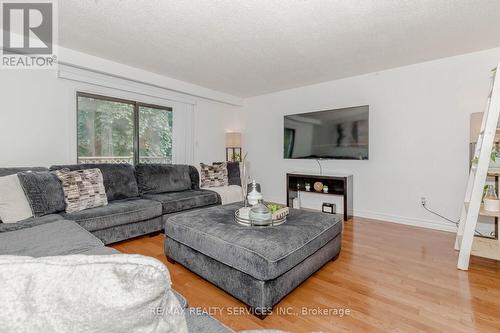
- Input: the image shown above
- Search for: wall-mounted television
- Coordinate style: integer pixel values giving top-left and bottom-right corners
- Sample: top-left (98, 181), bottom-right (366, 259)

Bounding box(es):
top-left (284, 105), bottom-right (369, 160)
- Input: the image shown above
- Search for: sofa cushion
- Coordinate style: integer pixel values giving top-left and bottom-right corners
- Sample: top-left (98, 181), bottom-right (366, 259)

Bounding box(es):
top-left (164, 203), bottom-right (342, 281)
top-left (143, 190), bottom-right (221, 214)
top-left (50, 164), bottom-right (139, 201)
top-left (0, 167), bottom-right (48, 177)
top-left (0, 214), bottom-right (63, 233)
top-left (60, 198), bottom-right (162, 232)
top-left (136, 164), bottom-right (192, 194)
top-left (17, 171), bottom-right (66, 216)
top-left (91, 217), bottom-right (162, 245)
top-left (0, 219), bottom-right (105, 257)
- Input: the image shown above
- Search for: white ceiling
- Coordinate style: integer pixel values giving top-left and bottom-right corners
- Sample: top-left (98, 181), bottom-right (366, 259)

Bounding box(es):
top-left (59, 0), bottom-right (500, 98)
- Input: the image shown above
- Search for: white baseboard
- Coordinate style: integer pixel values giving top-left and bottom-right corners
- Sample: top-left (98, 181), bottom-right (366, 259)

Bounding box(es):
top-left (270, 195), bottom-right (458, 233)
top-left (353, 209), bottom-right (457, 233)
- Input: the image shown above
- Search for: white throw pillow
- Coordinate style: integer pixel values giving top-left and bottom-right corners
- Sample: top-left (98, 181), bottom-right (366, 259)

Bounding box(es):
top-left (0, 174), bottom-right (33, 223)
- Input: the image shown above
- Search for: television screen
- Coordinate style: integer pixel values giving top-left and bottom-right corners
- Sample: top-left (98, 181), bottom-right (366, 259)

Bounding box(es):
top-left (284, 105), bottom-right (369, 160)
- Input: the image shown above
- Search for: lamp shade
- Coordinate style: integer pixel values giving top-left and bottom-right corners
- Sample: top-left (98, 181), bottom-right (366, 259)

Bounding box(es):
top-left (225, 132), bottom-right (241, 147)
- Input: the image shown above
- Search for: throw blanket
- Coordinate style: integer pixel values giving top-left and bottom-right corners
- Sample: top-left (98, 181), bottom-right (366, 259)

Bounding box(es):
top-left (0, 254), bottom-right (187, 333)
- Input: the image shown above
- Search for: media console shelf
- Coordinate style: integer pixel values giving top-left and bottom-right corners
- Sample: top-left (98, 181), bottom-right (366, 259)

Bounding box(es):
top-left (286, 172), bottom-right (353, 221)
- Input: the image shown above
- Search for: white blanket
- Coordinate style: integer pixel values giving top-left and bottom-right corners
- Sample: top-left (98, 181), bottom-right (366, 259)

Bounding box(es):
top-left (202, 185), bottom-right (243, 204)
top-left (0, 254), bottom-right (187, 333)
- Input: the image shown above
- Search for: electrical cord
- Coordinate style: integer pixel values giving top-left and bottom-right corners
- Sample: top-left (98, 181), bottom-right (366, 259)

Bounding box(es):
top-left (421, 202), bottom-right (485, 237)
top-left (315, 159), bottom-right (323, 175)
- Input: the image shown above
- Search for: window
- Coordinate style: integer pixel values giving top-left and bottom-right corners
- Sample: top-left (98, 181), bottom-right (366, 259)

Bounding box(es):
top-left (138, 105), bottom-right (173, 164)
top-left (77, 92), bottom-right (173, 164)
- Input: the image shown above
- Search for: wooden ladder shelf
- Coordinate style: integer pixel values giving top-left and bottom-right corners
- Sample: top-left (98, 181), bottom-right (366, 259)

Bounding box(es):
top-left (455, 65), bottom-right (500, 270)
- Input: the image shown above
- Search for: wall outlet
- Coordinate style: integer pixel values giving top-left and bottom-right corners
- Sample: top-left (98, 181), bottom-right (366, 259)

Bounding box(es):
top-left (420, 197), bottom-right (427, 206)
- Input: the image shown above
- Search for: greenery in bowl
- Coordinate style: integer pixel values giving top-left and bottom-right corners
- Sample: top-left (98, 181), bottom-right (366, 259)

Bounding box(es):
top-left (266, 203), bottom-right (283, 214)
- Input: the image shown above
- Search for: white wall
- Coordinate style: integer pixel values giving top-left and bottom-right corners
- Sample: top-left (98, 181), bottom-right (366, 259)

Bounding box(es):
top-left (3, 44), bottom-right (500, 234)
top-left (193, 99), bottom-right (241, 164)
top-left (0, 57), bottom-right (241, 167)
top-left (0, 70), bottom-right (67, 166)
top-left (241, 47), bottom-right (500, 232)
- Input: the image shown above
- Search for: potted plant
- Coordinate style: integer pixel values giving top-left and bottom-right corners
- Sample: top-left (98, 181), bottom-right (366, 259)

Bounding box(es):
top-left (231, 152), bottom-right (241, 162)
top-left (471, 146), bottom-right (498, 166)
top-left (483, 184), bottom-right (500, 212)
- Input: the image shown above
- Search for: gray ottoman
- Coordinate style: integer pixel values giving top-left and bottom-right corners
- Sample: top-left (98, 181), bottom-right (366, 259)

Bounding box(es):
top-left (164, 203), bottom-right (342, 317)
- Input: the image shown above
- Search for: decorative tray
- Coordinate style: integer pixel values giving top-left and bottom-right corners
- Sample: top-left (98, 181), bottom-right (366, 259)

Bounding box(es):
top-left (234, 205), bottom-right (289, 227)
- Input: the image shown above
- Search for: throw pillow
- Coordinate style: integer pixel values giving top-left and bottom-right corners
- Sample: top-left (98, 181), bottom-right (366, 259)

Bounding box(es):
top-left (0, 175), bottom-right (33, 223)
top-left (200, 162), bottom-right (229, 187)
top-left (17, 171), bottom-right (66, 217)
top-left (188, 165), bottom-right (200, 190)
top-left (55, 168), bottom-right (108, 214)
top-left (50, 164), bottom-right (139, 201)
top-left (213, 161), bottom-right (241, 186)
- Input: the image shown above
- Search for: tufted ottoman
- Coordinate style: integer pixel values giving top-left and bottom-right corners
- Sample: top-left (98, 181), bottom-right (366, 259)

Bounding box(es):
top-left (164, 203), bottom-right (342, 318)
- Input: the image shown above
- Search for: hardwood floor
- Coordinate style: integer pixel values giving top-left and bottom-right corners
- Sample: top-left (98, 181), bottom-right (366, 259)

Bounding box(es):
top-left (112, 217), bottom-right (500, 333)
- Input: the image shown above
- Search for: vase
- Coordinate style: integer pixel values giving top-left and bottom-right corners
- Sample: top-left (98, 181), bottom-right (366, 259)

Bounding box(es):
top-left (249, 200), bottom-right (272, 225)
top-left (247, 180), bottom-right (262, 205)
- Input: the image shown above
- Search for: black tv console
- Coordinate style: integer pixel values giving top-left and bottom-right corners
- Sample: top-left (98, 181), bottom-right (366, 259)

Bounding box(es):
top-left (286, 172), bottom-right (353, 221)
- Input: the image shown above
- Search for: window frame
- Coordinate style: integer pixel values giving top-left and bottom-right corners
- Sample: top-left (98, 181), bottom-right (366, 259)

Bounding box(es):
top-left (76, 91), bottom-right (173, 165)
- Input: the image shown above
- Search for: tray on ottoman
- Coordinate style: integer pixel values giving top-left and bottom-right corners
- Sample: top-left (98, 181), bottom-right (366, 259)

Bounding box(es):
top-left (164, 203), bottom-right (342, 317)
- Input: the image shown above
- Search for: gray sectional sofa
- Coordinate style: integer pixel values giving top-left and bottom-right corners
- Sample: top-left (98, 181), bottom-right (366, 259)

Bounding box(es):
top-left (48, 163), bottom-right (221, 244)
top-left (1, 164), bottom-right (221, 245)
top-left (0, 163), bottom-right (223, 247)
top-left (0, 164), bottom-right (241, 333)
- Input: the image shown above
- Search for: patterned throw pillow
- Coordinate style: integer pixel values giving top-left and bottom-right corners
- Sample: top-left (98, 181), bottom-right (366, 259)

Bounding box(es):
top-left (54, 168), bottom-right (108, 214)
top-left (200, 162), bottom-right (229, 188)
